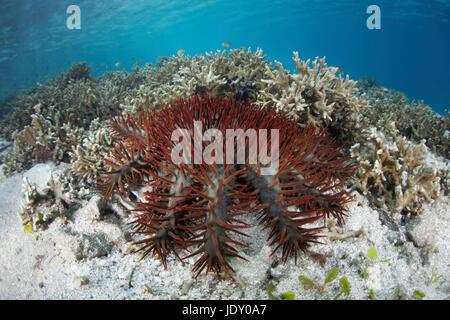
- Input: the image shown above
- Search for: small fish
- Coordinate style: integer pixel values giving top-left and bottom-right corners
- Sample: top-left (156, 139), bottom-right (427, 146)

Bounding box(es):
top-left (222, 42), bottom-right (231, 48)
top-left (115, 62), bottom-right (121, 68)
top-left (45, 115), bottom-right (53, 124)
top-left (177, 49), bottom-right (185, 56)
top-left (122, 68), bottom-right (126, 72)
top-left (36, 82), bottom-right (43, 86)
top-left (336, 66), bottom-right (344, 74)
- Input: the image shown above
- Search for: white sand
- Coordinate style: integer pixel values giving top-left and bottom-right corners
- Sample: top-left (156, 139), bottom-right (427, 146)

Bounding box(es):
top-left (0, 162), bottom-right (448, 299)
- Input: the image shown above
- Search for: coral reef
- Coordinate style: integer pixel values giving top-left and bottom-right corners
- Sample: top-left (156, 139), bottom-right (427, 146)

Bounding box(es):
top-left (351, 77), bottom-right (449, 213)
top-left (0, 48), bottom-right (447, 270)
top-left (61, 62), bottom-right (93, 86)
top-left (0, 66), bottom-right (147, 175)
top-left (173, 48), bottom-right (269, 100)
top-left (357, 77), bottom-right (449, 159)
top-left (2, 48), bottom-right (362, 178)
top-left (96, 95), bottom-right (356, 279)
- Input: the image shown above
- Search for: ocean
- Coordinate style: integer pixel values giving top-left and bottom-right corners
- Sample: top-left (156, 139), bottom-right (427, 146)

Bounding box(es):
top-left (0, 0), bottom-right (449, 114)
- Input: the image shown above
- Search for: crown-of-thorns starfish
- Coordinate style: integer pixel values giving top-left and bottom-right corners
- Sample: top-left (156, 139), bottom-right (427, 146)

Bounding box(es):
top-left (97, 95), bottom-right (356, 280)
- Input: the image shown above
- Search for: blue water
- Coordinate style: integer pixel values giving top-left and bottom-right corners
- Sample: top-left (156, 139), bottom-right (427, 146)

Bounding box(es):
top-left (0, 0), bottom-right (449, 114)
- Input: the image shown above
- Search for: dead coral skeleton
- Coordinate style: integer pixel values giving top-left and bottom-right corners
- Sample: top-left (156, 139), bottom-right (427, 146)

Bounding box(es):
top-left (20, 172), bottom-right (75, 231)
top-left (328, 219), bottom-right (366, 241)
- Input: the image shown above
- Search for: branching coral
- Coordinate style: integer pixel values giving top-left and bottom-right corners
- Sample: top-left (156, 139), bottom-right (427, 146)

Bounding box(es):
top-left (169, 48), bottom-right (270, 104)
top-left (96, 95), bottom-right (356, 279)
top-left (120, 49), bottom-right (366, 147)
top-left (258, 52), bottom-right (367, 146)
top-left (350, 122), bottom-right (441, 222)
top-left (2, 103), bottom-right (84, 176)
top-left (69, 118), bottom-right (116, 183)
top-left (20, 171), bottom-right (74, 231)
top-left (120, 48), bottom-right (271, 114)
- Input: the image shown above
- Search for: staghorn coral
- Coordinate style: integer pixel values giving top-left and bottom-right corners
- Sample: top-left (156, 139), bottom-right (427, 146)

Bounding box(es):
top-left (69, 118), bottom-right (116, 184)
top-left (96, 95), bottom-right (356, 280)
top-left (258, 52), bottom-right (367, 146)
top-left (350, 122), bottom-right (442, 222)
top-left (118, 55), bottom-right (205, 113)
top-left (121, 49), bottom-right (366, 146)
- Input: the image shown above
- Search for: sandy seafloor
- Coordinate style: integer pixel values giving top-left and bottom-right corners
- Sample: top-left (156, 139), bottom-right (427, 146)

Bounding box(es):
top-left (0, 161), bottom-right (448, 300)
